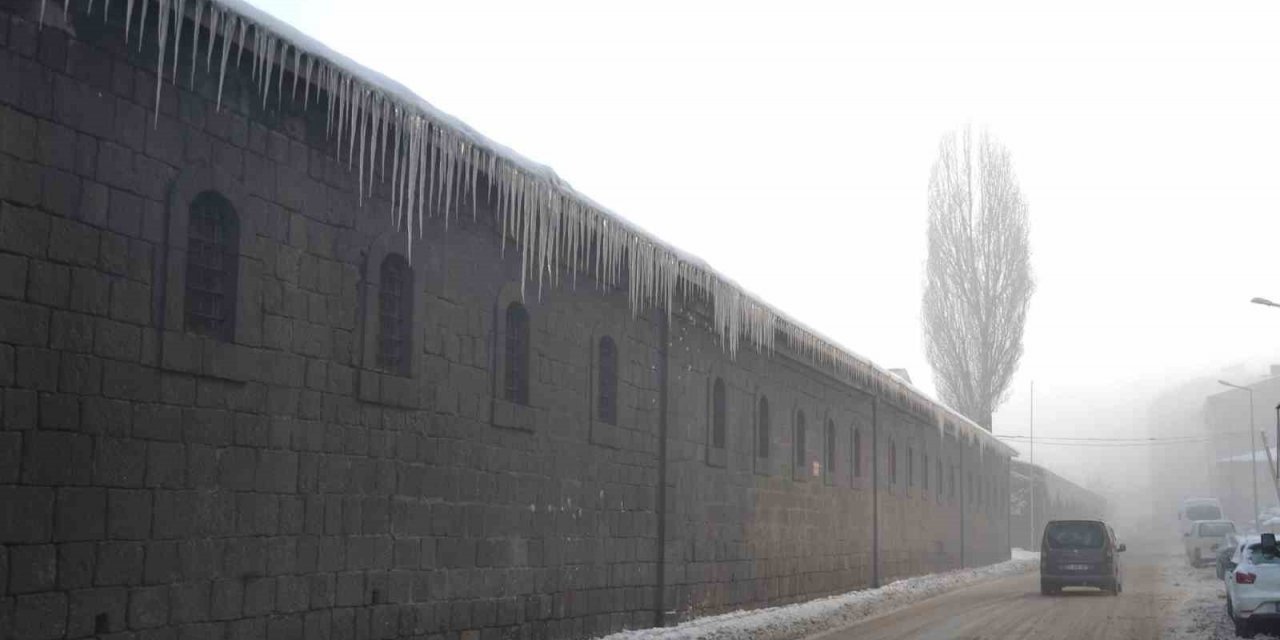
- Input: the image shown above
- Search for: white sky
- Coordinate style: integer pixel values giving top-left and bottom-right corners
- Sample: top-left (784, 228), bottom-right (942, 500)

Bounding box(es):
top-left (249, 0), bottom-right (1280, 490)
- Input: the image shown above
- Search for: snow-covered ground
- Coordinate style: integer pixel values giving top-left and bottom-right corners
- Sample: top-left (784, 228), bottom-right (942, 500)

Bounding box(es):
top-left (1161, 560), bottom-right (1240, 639)
top-left (595, 552), bottom-right (1039, 640)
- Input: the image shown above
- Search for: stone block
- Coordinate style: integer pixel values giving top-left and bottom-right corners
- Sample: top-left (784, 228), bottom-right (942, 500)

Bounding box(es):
top-left (57, 541), bottom-right (95, 590)
top-left (0, 201), bottom-right (49, 258)
top-left (145, 442), bottom-right (186, 489)
top-left (41, 166), bottom-right (81, 218)
top-left (0, 251), bottom-right (27, 299)
top-left (169, 581), bottom-right (211, 624)
top-left (54, 487), bottom-right (107, 542)
top-left (0, 299), bottom-right (49, 346)
top-left (143, 541), bottom-right (181, 585)
top-left (106, 489), bottom-right (151, 540)
top-left (210, 579), bottom-right (243, 621)
top-left (127, 585), bottom-right (169, 629)
top-left (102, 360), bottom-right (159, 402)
top-left (38, 391), bottom-right (78, 430)
top-left (12, 592), bottom-right (67, 640)
top-left (243, 576), bottom-right (276, 616)
top-left (17, 346), bottom-right (59, 391)
top-left (95, 317), bottom-right (142, 361)
top-left (109, 277), bottom-right (152, 326)
top-left (25, 259), bottom-right (70, 307)
top-left (69, 266), bottom-right (110, 315)
top-left (133, 402), bottom-right (182, 442)
top-left (50, 311), bottom-right (95, 354)
top-left (95, 541), bottom-right (144, 586)
top-left (67, 586), bottom-right (129, 637)
top-left (8, 543), bottom-right (56, 593)
top-left (21, 431), bottom-right (92, 486)
top-left (80, 397), bottom-right (132, 437)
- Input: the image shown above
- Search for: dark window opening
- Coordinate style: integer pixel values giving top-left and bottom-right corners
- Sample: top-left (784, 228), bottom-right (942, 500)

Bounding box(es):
top-left (853, 428), bottom-right (862, 478)
top-left (907, 446), bottom-right (915, 487)
top-left (504, 302), bottom-right (530, 405)
top-left (597, 336), bottom-right (618, 424)
top-left (185, 191), bottom-right (239, 341)
top-left (936, 459), bottom-right (943, 498)
top-left (889, 441), bottom-right (897, 484)
top-left (923, 453), bottom-right (929, 491)
top-left (377, 254), bottom-right (413, 375)
top-left (711, 377), bottom-right (726, 449)
top-left (825, 419), bottom-right (836, 476)
top-left (794, 410), bottom-right (807, 470)
top-left (757, 396), bottom-right (770, 459)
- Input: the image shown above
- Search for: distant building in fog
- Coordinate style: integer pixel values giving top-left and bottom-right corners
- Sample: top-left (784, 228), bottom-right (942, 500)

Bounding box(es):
top-left (1205, 368), bottom-right (1280, 524)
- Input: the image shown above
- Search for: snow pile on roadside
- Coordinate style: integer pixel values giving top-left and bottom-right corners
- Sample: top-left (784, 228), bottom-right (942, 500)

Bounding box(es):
top-left (1162, 562), bottom-right (1235, 639)
top-left (597, 554), bottom-right (1039, 640)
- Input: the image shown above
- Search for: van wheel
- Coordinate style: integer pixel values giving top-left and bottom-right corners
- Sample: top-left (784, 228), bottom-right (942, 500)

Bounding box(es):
top-left (1192, 549), bottom-right (1202, 567)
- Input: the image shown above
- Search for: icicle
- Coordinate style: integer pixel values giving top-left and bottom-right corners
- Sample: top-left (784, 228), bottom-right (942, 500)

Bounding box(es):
top-left (215, 14), bottom-right (233, 110)
top-left (235, 18), bottom-right (247, 70)
top-left (170, 0), bottom-right (185, 83)
top-left (302, 56), bottom-right (313, 106)
top-left (276, 42), bottom-right (287, 109)
top-left (189, 0), bottom-right (202, 87)
top-left (260, 33), bottom-right (275, 108)
top-left (89, 0), bottom-right (96, 18)
top-left (291, 47), bottom-right (301, 102)
top-left (39, 0), bottom-right (46, 28)
top-left (104, 0), bottom-right (111, 22)
top-left (137, 0), bottom-right (148, 51)
top-left (205, 6), bottom-right (217, 72)
top-left (124, 0), bottom-right (134, 43)
top-left (153, 0), bottom-right (171, 125)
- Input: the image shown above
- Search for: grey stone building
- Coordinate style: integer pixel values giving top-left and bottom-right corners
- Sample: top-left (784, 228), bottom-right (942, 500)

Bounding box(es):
top-left (0, 1), bottom-right (1014, 638)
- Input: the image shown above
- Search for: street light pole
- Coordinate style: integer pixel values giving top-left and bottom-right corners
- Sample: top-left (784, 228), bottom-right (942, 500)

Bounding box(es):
top-left (1251, 297), bottom-right (1280, 309)
top-left (1221, 380), bottom-right (1259, 532)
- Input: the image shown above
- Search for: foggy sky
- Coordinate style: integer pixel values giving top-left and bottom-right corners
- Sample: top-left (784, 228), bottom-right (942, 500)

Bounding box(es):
top-left (246, 0), bottom-right (1280, 493)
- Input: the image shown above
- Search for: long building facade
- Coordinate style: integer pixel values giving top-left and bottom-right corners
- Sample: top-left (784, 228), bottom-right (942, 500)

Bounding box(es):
top-left (0, 1), bottom-right (1015, 638)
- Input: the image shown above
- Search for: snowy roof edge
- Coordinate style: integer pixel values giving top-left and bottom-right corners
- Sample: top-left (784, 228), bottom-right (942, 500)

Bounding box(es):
top-left (103, 0), bottom-right (1015, 456)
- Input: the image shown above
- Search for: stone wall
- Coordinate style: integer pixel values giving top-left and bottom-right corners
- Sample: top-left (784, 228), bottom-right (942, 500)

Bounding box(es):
top-left (0, 2), bottom-right (1011, 638)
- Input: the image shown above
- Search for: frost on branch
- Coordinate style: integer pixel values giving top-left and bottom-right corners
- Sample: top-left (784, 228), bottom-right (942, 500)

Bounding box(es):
top-left (40, 0), bottom-right (1011, 452)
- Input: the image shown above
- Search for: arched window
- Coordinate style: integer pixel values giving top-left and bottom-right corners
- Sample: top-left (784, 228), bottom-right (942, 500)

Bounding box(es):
top-left (504, 302), bottom-right (530, 405)
top-left (794, 410), bottom-right (807, 470)
top-left (757, 396), bottom-right (770, 459)
top-left (710, 378), bottom-right (726, 449)
top-left (597, 336), bottom-right (618, 425)
top-left (377, 254), bottom-right (412, 375)
top-left (825, 419), bottom-right (836, 476)
top-left (185, 191), bottom-right (239, 341)
top-left (853, 428), bottom-right (862, 478)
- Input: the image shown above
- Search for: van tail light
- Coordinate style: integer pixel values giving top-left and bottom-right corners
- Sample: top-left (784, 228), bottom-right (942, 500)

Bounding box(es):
top-left (1236, 571), bottom-right (1258, 584)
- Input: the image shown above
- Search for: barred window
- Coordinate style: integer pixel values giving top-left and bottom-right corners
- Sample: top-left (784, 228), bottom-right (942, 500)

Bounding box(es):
top-left (597, 336), bottom-right (618, 424)
top-left (185, 191), bottom-right (239, 341)
top-left (825, 419), bottom-right (836, 476)
top-left (711, 377), bottom-right (726, 449)
top-left (757, 396), bottom-right (770, 459)
top-left (377, 254), bottom-right (412, 375)
top-left (504, 302), bottom-right (530, 405)
top-left (794, 410), bottom-right (807, 470)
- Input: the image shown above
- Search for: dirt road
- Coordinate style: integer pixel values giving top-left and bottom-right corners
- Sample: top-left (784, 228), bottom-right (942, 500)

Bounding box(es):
top-left (812, 551), bottom-right (1181, 640)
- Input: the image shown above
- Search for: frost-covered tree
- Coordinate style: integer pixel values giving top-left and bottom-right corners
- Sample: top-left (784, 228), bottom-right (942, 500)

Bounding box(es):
top-left (922, 127), bottom-right (1034, 430)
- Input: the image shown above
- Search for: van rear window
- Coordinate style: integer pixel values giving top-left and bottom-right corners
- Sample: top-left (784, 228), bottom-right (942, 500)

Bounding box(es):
top-left (1186, 505), bottom-right (1222, 521)
top-left (1199, 522), bottom-right (1234, 537)
top-left (1045, 522), bottom-right (1106, 549)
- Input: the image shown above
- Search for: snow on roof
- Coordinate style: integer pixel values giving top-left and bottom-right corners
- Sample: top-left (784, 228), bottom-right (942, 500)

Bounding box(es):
top-left (58, 0), bottom-right (1015, 456)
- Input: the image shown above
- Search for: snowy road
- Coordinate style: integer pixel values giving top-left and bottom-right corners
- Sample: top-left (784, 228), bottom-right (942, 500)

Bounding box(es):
top-left (812, 550), bottom-right (1179, 640)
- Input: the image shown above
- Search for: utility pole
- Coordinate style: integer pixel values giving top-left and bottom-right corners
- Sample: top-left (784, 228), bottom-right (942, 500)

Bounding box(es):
top-left (1219, 380), bottom-right (1259, 532)
top-left (1029, 380), bottom-right (1035, 550)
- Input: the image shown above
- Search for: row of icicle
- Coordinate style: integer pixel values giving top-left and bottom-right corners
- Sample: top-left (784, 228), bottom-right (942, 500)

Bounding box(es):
top-left (37, 0), bottom-right (1003, 453)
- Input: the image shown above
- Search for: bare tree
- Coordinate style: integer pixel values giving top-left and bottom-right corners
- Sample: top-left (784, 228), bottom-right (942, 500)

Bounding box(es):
top-left (923, 127), bottom-right (1034, 430)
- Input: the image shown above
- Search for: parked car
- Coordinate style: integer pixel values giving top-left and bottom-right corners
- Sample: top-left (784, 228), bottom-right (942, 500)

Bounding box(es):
top-left (1225, 534), bottom-right (1280, 638)
top-left (1220, 533), bottom-right (1245, 579)
top-left (1040, 519), bottom-right (1125, 595)
top-left (1185, 520), bottom-right (1237, 567)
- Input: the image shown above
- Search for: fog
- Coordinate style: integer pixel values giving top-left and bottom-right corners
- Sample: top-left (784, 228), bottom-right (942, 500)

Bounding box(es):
top-left (248, 0), bottom-right (1280, 532)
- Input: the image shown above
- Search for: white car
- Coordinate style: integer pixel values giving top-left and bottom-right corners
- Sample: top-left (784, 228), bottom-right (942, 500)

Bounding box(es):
top-left (1185, 520), bottom-right (1236, 567)
top-left (1225, 534), bottom-right (1280, 638)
